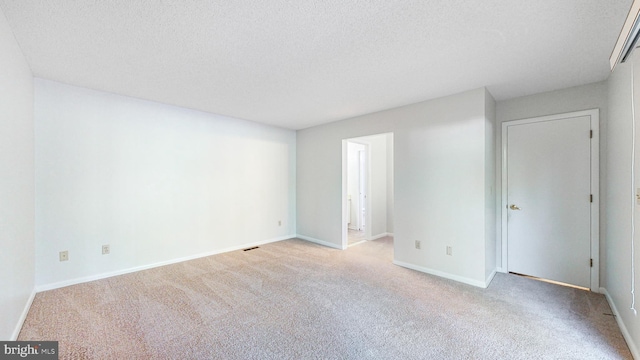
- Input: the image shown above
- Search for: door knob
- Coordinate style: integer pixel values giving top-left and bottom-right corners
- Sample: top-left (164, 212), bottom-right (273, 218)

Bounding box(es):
top-left (509, 204), bottom-right (521, 210)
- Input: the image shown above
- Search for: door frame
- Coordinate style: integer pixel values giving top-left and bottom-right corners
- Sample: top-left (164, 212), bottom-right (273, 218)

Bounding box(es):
top-left (342, 139), bottom-right (372, 248)
top-left (500, 109), bottom-right (599, 291)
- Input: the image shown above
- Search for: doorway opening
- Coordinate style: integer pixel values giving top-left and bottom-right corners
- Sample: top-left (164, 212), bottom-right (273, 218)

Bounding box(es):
top-left (347, 141), bottom-right (368, 246)
top-left (342, 133), bottom-right (394, 249)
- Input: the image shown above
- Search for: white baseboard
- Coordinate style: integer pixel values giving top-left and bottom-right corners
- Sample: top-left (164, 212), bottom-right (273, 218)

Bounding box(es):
top-left (36, 235), bottom-right (294, 292)
top-left (393, 260), bottom-right (489, 288)
top-left (485, 269), bottom-right (497, 287)
top-left (295, 234), bottom-right (345, 250)
top-left (600, 287), bottom-right (639, 359)
top-left (370, 232), bottom-right (394, 240)
top-left (11, 290), bottom-right (36, 340)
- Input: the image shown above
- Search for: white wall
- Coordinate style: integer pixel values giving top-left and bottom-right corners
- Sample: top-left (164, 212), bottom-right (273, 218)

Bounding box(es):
top-left (604, 57), bottom-right (639, 357)
top-left (484, 89), bottom-right (496, 281)
top-left (0, 8), bottom-right (35, 340)
top-left (495, 81), bottom-right (608, 273)
top-left (368, 134), bottom-right (389, 238)
top-left (34, 79), bottom-right (296, 288)
top-left (297, 88), bottom-right (495, 287)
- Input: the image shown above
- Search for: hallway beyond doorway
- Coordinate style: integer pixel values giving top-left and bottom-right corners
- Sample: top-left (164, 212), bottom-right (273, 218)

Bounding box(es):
top-left (348, 229), bottom-right (367, 246)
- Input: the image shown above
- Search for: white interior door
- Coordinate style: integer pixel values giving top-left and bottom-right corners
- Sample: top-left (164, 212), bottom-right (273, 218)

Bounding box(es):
top-left (506, 115), bottom-right (592, 288)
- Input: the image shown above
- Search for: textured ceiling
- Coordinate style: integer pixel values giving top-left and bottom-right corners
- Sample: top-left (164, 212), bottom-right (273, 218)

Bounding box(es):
top-left (0, 1), bottom-right (632, 129)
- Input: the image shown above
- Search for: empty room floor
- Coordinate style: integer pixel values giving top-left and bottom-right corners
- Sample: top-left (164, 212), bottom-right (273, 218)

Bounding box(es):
top-left (19, 237), bottom-right (632, 359)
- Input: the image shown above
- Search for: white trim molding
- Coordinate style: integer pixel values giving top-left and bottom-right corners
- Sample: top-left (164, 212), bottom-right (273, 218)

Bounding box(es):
top-left (11, 290), bottom-right (36, 340)
top-left (600, 287), bottom-right (640, 359)
top-left (500, 109), bottom-right (600, 292)
top-left (393, 260), bottom-right (493, 288)
top-left (485, 269), bottom-right (497, 287)
top-left (370, 232), bottom-right (393, 240)
top-left (296, 234), bottom-right (345, 250)
top-left (36, 235), bottom-right (294, 292)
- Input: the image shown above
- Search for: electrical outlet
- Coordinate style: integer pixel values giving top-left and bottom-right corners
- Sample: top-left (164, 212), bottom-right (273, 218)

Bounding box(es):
top-left (415, 240), bottom-right (421, 249)
top-left (59, 251), bottom-right (68, 262)
top-left (446, 246), bottom-right (453, 256)
top-left (278, 220), bottom-right (282, 226)
top-left (102, 244), bottom-right (110, 255)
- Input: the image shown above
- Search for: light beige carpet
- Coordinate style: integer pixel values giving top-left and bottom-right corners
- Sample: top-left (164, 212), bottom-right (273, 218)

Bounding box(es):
top-left (19, 237), bottom-right (632, 359)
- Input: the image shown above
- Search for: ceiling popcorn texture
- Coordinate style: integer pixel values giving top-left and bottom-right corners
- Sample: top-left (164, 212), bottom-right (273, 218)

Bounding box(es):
top-left (0, 0), bottom-right (632, 129)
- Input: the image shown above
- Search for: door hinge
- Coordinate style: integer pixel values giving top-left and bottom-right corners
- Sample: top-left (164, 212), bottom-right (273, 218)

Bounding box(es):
top-left (590, 194), bottom-right (593, 202)
top-left (590, 258), bottom-right (593, 267)
top-left (590, 130), bottom-right (593, 138)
